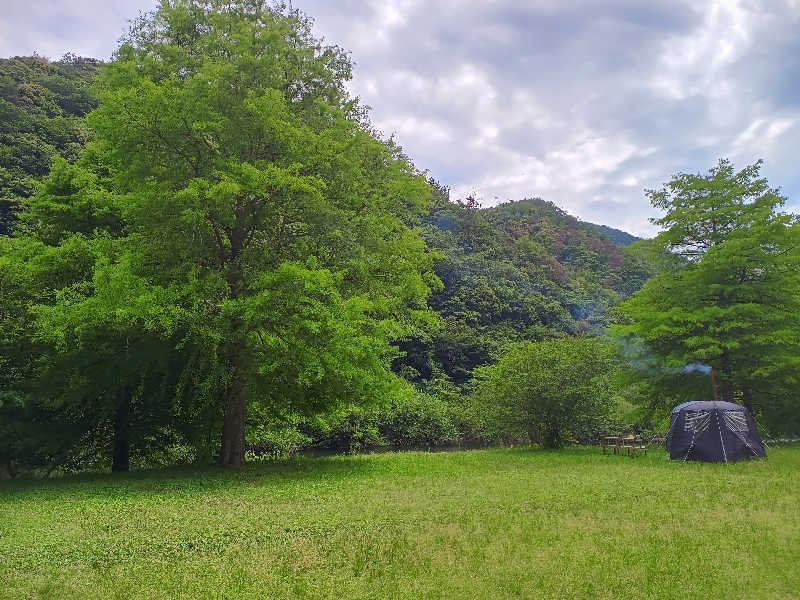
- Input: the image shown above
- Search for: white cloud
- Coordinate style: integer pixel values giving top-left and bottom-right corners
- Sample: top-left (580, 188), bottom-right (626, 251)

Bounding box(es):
top-left (0, 1), bottom-right (158, 59)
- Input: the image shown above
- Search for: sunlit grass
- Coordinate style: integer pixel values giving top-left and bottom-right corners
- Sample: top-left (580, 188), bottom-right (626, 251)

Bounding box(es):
top-left (2, 446), bottom-right (798, 599)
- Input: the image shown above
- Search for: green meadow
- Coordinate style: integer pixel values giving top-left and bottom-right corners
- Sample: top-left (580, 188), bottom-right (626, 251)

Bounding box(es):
top-left (2, 446), bottom-right (798, 599)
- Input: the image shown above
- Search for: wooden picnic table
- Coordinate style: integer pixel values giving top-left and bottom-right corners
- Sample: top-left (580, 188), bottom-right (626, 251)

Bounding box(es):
top-left (602, 436), bottom-right (621, 454)
top-left (602, 435), bottom-right (647, 456)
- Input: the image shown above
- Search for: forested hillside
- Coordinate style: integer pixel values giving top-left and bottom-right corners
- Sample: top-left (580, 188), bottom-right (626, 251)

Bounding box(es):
top-left (582, 222), bottom-right (640, 246)
top-left (0, 55), bottom-right (100, 234)
top-left (397, 186), bottom-right (652, 386)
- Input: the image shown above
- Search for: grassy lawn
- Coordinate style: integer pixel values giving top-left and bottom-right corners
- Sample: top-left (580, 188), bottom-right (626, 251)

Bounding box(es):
top-left (1, 446), bottom-right (799, 599)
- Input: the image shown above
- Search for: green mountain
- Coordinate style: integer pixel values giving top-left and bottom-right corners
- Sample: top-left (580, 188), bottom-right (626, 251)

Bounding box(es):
top-left (581, 222), bottom-right (641, 246)
top-left (395, 189), bottom-right (652, 385)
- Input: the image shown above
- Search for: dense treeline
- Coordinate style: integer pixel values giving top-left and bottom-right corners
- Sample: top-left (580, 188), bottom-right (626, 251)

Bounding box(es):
top-left (0, 4), bottom-right (647, 476)
top-left (1, 1), bottom-right (798, 478)
top-left (1, 0), bottom-right (438, 475)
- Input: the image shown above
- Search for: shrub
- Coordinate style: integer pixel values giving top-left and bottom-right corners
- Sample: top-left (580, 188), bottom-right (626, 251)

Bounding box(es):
top-left (317, 406), bottom-right (386, 453)
top-left (380, 393), bottom-right (459, 448)
top-left (246, 425), bottom-right (312, 460)
top-left (473, 337), bottom-right (617, 448)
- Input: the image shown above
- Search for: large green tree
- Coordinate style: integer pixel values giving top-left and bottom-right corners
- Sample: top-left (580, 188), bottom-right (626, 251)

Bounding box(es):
top-left (615, 159), bottom-right (800, 432)
top-left (84, 0), bottom-right (436, 466)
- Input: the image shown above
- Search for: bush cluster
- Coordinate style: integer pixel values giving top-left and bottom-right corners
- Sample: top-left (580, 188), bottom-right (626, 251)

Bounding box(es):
top-left (244, 390), bottom-right (495, 458)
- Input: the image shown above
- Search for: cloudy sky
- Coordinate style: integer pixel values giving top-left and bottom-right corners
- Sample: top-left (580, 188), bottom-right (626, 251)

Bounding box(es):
top-left (2, 0), bottom-right (799, 236)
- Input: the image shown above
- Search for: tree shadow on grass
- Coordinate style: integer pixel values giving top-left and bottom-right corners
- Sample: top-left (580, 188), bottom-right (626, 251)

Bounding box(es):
top-left (0, 454), bottom-right (375, 501)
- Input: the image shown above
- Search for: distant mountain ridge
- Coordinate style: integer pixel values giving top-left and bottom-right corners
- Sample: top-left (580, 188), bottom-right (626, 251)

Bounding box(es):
top-left (0, 54), bottom-right (100, 234)
top-left (580, 222), bottom-right (640, 246)
top-left (393, 192), bottom-right (654, 385)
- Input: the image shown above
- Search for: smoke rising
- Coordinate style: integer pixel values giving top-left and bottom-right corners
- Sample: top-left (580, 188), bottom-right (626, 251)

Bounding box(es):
top-left (682, 363), bottom-right (712, 375)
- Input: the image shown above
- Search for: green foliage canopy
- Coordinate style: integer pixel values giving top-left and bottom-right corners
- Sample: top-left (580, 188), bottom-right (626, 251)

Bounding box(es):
top-left (615, 159), bottom-right (800, 433)
top-left (84, 0), bottom-right (438, 465)
top-left (397, 186), bottom-right (652, 386)
top-left (0, 54), bottom-right (99, 235)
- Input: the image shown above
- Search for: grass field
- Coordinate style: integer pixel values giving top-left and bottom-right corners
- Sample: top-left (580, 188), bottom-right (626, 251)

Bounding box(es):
top-left (1, 446), bottom-right (799, 599)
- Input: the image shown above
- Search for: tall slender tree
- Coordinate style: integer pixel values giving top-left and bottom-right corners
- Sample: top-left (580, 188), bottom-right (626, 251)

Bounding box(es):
top-left (615, 159), bottom-right (800, 430)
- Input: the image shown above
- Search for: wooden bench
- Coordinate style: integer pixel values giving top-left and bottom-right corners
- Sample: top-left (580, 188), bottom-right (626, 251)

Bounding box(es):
top-left (620, 435), bottom-right (647, 456)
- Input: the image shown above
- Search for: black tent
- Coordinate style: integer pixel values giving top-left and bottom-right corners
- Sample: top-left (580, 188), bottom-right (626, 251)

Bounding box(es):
top-left (666, 400), bottom-right (766, 463)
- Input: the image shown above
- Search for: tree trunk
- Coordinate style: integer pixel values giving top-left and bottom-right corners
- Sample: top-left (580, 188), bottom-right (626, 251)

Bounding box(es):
top-left (543, 424), bottom-right (563, 449)
top-left (720, 352), bottom-right (734, 403)
top-left (112, 387), bottom-right (131, 472)
top-left (742, 385), bottom-right (754, 413)
top-left (219, 358), bottom-right (247, 467)
top-left (721, 380), bottom-right (734, 403)
top-left (528, 426), bottom-right (542, 446)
